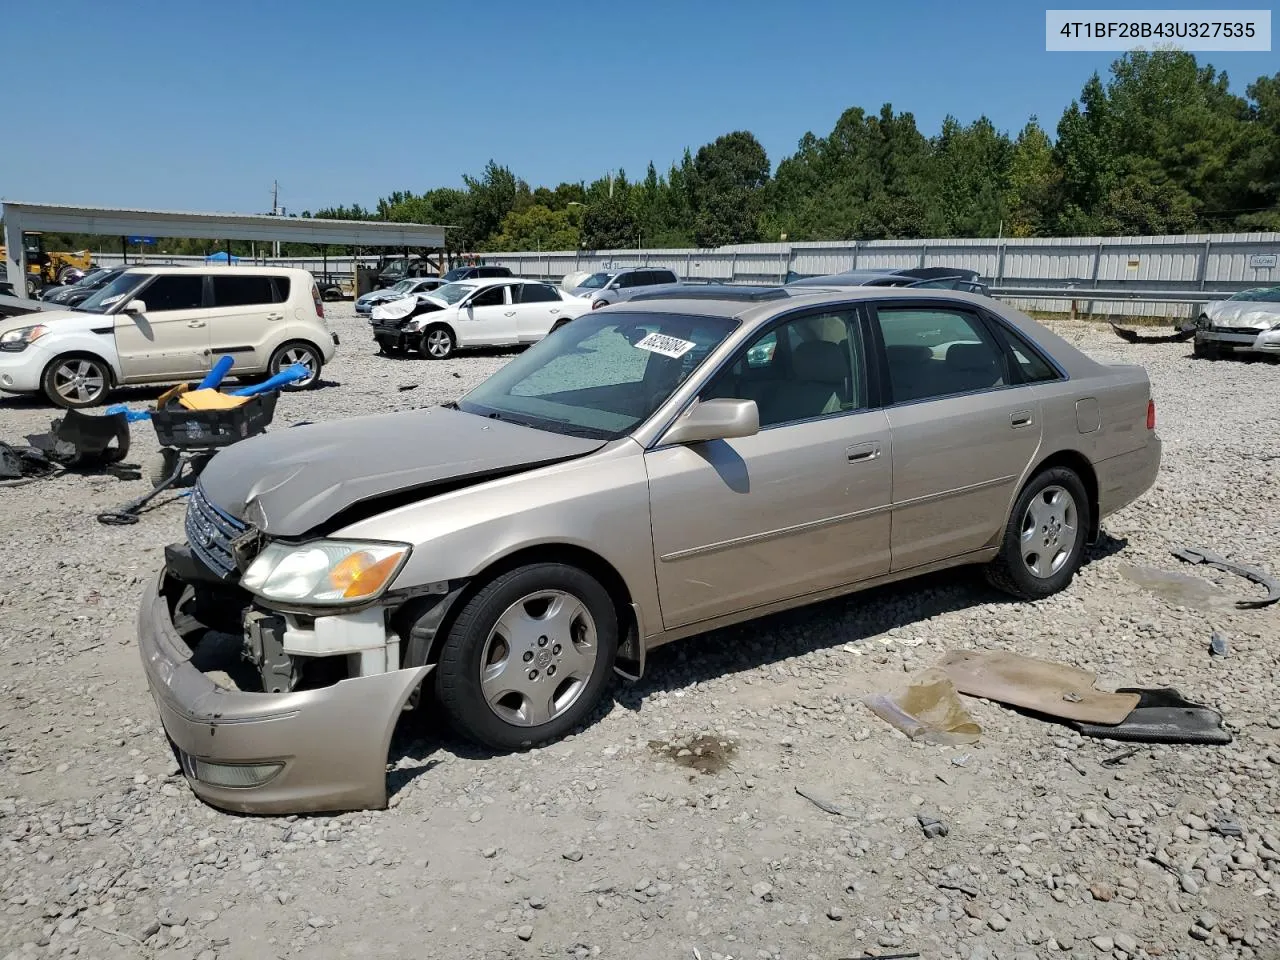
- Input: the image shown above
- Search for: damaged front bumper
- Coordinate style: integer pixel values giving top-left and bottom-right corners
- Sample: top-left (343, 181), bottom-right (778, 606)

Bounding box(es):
top-left (136, 569), bottom-right (430, 815)
top-left (370, 320), bottom-right (415, 350)
top-left (1193, 326), bottom-right (1280, 354)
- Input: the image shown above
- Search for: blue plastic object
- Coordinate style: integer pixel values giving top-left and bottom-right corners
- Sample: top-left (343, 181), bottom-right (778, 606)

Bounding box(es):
top-left (228, 363), bottom-right (309, 397)
top-left (198, 355), bottom-right (236, 390)
top-left (104, 404), bottom-right (152, 422)
top-left (101, 362), bottom-right (305, 420)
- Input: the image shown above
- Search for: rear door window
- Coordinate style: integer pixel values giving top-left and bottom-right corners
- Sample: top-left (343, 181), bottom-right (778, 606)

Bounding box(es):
top-left (140, 275), bottom-right (205, 311)
top-left (518, 283), bottom-right (561, 303)
top-left (212, 275), bottom-right (276, 307)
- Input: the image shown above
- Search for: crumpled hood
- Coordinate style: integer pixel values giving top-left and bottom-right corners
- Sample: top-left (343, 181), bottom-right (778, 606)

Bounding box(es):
top-left (1205, 300), bottom-right (1280, 328)
top-left (197, 406), bottom-right (605, 536)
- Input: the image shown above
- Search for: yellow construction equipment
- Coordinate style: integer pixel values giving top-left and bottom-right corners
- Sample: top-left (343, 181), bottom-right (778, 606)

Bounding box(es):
top-left (0, 232), bottom-right (93, 297)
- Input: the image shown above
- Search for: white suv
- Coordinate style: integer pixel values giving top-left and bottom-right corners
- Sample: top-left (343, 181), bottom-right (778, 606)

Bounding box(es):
top-left (0, 266), bottom-right (338, 408)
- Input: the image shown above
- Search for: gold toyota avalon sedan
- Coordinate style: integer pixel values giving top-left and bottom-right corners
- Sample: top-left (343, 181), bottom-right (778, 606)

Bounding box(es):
top-left (137, 283), bottom-right (1161, 813)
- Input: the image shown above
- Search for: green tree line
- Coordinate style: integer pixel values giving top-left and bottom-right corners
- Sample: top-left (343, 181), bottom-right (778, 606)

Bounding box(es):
top-left (24, 51), bottom-right (1280, 259)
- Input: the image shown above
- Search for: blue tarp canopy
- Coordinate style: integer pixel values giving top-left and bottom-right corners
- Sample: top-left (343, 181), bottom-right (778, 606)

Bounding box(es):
top-left (204, 250), bottom-right (239, 264)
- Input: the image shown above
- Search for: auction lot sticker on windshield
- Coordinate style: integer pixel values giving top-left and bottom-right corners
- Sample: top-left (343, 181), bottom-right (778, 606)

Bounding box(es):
top-left (633, 332), bottom-right (696, 359)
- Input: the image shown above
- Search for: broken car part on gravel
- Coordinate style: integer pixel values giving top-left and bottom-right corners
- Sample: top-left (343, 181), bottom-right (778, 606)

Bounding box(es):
top-left (1068, 687), bottom-right (1232, 745)
top-left (1107, 320), bottom-right (1195, 344)
top-left (1172, 546), bottom-right (1280, 609)
top-left (938, 649), bottom-right (1140, 724)
top-left (863, 667), bottom-right (982, 745)
top-left (938, 649), bottom-right (1230, 745)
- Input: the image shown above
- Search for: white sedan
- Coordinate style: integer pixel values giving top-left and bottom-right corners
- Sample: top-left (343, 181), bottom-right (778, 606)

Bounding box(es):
top-left (369, 278), bottom-right (588, 359)
top-left (1191, 285), bottom-right (1280, 358)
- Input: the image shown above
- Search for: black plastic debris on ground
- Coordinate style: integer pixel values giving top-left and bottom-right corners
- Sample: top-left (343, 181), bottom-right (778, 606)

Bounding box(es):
top-left (26, 409), bottom-right (131, 469)
top-left (1068, 688), bottom-right (1232, 745)
top-left (1172, 546), bottom-right (1280, 609)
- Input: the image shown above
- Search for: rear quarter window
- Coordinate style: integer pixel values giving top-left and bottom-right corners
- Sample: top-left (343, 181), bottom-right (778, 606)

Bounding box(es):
top-left (212, 275), bottom-right (277, 308)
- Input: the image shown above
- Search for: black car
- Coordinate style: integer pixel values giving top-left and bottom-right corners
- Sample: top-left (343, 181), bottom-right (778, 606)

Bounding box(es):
top-left (441, 265), bottom-right (513, 282)
top-left (786, 266), bottom-right (989, 295)
top-left (40, 266), bottom-right (125, 308)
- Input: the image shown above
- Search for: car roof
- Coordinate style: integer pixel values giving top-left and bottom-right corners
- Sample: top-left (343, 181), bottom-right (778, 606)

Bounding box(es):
top-left (121, 265), bottom-right (312, 277)
top-left (606, 283), bottom-right (995, 321)
top-left (447, 276), bottom-right (545, 287)
top-left (788, 266), bottom-right (982, 287)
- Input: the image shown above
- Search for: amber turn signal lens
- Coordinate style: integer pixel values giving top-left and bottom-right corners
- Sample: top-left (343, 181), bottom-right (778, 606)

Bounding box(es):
top-left (327, 550), bottom-right (406, 599)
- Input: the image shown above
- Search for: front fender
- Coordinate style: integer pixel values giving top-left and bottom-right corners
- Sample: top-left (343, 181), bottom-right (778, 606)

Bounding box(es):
top-left (339, 443), bottom-right (662, 639)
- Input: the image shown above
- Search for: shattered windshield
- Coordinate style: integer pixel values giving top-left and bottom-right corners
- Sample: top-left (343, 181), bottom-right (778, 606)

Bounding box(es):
top-left (428, 282), bottom-right (476, 305)
top-left (1227, 286), bottom-right (1280, 302)
top-left (457, 311), bottom-right (737, 440)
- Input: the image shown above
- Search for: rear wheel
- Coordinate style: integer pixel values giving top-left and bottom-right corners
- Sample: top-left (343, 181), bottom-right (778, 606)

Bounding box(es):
top-left (420, 324), bottom-right (456, 360)
top-left (434, 563), bottom-right (618, 750)
top-left (985, 467), bottom-right (1090, 600)
top-left (41, 353), bottom-right (111, 409)
top-left (269, 341), bottom-right (323, 388)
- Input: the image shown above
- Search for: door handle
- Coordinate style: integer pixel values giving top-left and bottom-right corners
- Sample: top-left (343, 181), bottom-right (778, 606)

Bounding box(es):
top-left (550, 308), bottom-right (560, 314)
top-left (846, 441), bottom-right (881, 463)
top-left (266, 312), bottom-right (283, 321)
top-left (1011, 410), bottom-right (1033, 428)
top-left (187, 320), bottom-right (206, 328)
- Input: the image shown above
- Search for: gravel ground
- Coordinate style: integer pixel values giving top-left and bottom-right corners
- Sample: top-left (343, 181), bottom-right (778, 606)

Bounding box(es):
top-left (2, 305), bottom-right (1278, 960)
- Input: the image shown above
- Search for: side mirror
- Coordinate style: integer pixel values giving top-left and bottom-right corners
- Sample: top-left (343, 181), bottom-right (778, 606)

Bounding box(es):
top-left (661, 398), bottom-right (759, 446)
top-left (124, 299), bottom-right (147, 313)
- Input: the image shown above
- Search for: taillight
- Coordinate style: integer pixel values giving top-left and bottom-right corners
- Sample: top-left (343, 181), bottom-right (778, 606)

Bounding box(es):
top-left (1146, 399), bottom-right (1156, 430)
top-left (312, 284), bottom-right (325, 319)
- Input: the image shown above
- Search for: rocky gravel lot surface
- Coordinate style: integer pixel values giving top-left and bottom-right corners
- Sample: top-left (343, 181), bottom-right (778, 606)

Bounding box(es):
top-left (1, 305), bottom-right (1277, 960)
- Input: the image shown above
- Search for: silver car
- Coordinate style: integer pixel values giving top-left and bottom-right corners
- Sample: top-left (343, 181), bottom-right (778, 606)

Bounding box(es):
top-left (570, 267), bottom-right (679, 308)
top-left (137, 284), bottom-right (1161, 814)
top-left (1190, 286), bottom-right (1280, 358)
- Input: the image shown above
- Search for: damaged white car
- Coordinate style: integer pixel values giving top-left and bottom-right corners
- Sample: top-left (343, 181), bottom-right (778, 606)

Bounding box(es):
top-left (1190, 286), bottom-right (1280, 358)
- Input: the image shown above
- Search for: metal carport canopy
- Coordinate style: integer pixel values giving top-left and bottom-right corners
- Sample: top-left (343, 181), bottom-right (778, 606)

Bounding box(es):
top-left (2, 201), bottom-right (447, 292)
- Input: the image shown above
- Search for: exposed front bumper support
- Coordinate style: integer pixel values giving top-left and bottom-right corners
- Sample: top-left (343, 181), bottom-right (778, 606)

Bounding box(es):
top-left (137, 571), bottom-right (431, 815)
top-left (1195, 328), bottom-right (1280, 353)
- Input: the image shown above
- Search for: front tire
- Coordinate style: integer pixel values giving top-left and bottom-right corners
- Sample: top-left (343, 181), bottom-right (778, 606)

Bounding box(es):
top-left (985, 467), bottom-right (1090, 600)
top-left (420, 324), bottom-right (456, 360)
top-left (41, 353), bottom-right (112, 409)
top-left (268, 341), bottom-right (323, 389)
top-left (1193, 339), bottom-right (1220, 360)
top-left (435, 563), bottom-right (618, 750)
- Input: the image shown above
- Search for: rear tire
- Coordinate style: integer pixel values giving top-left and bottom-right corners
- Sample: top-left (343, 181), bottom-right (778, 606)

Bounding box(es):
top-left (434, 563), bottom-right (618, 751)
top-left (268, 341), bottom-right (323, 389)
top-left (985, 467), bottom-right (1090, 600)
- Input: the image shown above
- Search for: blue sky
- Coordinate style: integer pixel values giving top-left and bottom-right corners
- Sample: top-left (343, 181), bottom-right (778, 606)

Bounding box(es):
top-left (1, 0), bottom-right (1275, 215)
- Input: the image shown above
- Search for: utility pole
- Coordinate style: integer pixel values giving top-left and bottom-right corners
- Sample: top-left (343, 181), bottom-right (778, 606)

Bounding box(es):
top-left (272, 180), bottom-right (281, 258)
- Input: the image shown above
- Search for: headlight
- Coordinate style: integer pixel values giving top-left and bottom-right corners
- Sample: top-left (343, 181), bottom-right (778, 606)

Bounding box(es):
top-left (405, 320), bottom-right (421, 332)
top-left (0, 324), bottom-right (48, 352)
top-left (240, 539), bottom-right (411, 605)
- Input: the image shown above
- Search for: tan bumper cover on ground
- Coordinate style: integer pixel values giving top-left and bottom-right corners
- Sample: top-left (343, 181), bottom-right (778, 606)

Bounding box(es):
top-left (136, 571), bottom-right (431, 815)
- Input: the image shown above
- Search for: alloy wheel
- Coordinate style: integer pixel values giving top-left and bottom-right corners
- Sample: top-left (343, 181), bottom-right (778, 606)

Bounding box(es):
top-left (479, 590), bottom-right (598, 727)
top-left (1019, 484), bottom-right (1079, 579)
